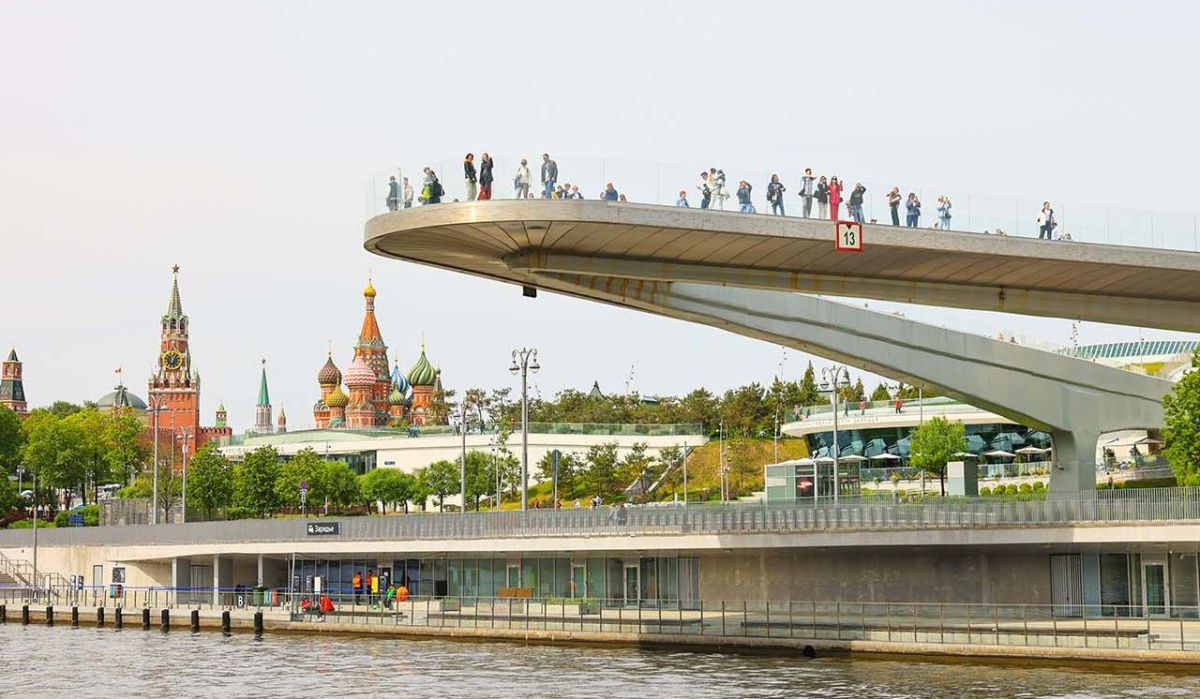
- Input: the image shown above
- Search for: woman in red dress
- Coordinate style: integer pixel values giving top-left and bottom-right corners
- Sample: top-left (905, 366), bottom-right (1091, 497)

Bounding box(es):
top-left (828, 176), bottom-right (844, 220)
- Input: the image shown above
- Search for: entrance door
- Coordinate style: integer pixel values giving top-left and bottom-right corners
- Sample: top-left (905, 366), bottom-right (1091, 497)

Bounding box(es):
top-left (92, 565), bottom-right (103, 607)
top-left (1144, 561), bottom-right (1169, 617)
top-left (506, 564), bottom-right (521, 589)
top-left (623, 564), bottom-right (640, 606)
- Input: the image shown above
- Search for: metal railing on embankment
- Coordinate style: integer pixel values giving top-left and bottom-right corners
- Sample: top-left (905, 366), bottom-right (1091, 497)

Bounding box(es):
top-left (3, 487), bottom-right (1200, 548)
top-left (7, 589), bottom-right (1200, 657)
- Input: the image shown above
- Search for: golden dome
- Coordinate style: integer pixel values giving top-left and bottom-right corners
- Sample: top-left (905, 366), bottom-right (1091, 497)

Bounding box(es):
top-left (325, 384), bottom-right (349, 408)
top-left (363, 279), bottom-right (377, 298)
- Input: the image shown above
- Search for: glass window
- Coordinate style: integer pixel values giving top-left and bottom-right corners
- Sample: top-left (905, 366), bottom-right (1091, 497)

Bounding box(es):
top-left (448, 559), bottom-right (462, 597)
top-left (1171, 553), bottom-right (1199, 618)
top-left (554, 558), bottom-right (570, 598)
top-left (478, 558), bottom-right (493, 598)
top-left (522, 559), bottom-right (538, 593)
top-left (1100, 553), bottom-right (1130, 616)
top-left (587, 558), bottom-right (606, 602)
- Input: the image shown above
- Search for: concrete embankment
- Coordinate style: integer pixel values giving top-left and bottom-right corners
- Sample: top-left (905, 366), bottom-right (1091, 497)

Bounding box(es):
top-left (4, 604), bottom-right (1200, 666)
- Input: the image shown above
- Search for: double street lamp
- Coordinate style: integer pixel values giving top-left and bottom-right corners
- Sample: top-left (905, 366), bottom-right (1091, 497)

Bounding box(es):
top-left (509, 348), bottom-right (539, 511)
top-left (820, 365), bottom-right (852, 505)
top-left (148, 397), bottom-right (165, 525)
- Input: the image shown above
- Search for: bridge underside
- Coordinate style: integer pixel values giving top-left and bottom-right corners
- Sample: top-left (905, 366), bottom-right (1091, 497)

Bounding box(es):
top-left (365, 202), bottom-right (1182, 492)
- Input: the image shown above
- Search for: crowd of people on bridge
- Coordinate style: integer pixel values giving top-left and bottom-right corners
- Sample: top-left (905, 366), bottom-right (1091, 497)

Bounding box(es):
top-left (391, 153), bottom-right (1066, 240)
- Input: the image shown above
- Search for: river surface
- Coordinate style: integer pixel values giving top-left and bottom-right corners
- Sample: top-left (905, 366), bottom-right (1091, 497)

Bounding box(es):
top-left (3, 625), bottom-right (1199, 698)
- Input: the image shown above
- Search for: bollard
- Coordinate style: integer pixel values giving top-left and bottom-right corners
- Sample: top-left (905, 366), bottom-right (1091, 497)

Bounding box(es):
top-left (115, 607), bottom-right (123, 629)
top-left (21, 605), bottom-right (29, 625)
top-left (253, 611), bottom-right (264, 637)
top-left (190, 609), bottom-right (200, 633)
top-left (97, 607), bottom-right (105, 628)
top-left (71, 607), bottom-right (79, 628)
top-left (45, 606), bottom-right (53, 627)
top-left (160, 608), bottom-right (170, 633)
top-left (802, 645), bottom-right (817, 658)
top-left (141, 607), bottom-right (150, 630)
top-left (221, 610), bottom-right (231, 634)
top-left (0, 603), bottom-right (6, 623)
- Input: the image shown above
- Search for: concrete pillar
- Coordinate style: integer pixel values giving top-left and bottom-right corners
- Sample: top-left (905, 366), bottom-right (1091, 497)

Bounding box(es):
top-left (1049, 430), bottom-right (1099, 494)
top-left (212, 555), bottom-right (221, 607)
top-left (257, 554), bottom-right (264, 587)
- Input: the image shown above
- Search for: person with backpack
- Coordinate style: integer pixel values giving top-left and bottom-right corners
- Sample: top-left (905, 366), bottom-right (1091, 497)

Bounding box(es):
top-left (540, 153), bottom-right (558, 198)
top-left (478, 153), bottom-right (495, 200)
top-left (766, 174), bottom-right (786, 215)
top-left (463, 154), bottom-right (477, 201)
top-left (421, 168), bottom-right (443, 204)
top-left (1037, 201), bottom-right (1056, 239)
top-left (887, 187), bottom-right (901, 225)
top-left (386, 175), bottom-right (400, 212)
top-left (937, 196), bottom-right (952, 230)
top-left (799, 168), bottom-right (816, 218)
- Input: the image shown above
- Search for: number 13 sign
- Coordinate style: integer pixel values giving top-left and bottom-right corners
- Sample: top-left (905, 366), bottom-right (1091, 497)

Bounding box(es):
top-left (836, 221), bottom-right (863, 252)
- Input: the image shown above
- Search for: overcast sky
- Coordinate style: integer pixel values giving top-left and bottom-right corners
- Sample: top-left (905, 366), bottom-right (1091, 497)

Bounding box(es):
top-left (1, 1), bottom-right (1197, 430)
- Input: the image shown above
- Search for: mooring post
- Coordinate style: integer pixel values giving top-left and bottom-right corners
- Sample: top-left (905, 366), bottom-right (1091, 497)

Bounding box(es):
top-left (115, 607), bottom-right (123, 629)
top-left (221, 610), bottom-right (231, 634)
top-left (96, 607), bottom-right (105, 628)
top-left (21, 605), bottom-right (29, 625)
top-left (254, 611), bottom-right (264, 636)
top-left (0, 603), bottom-right (6, 623)
top-left (190, 609), bottom-right (200, 632)
top-left (141, 607), bottom-right (150, 630)
top-left (45, 606), bottom-right (53, 626)
top-left (71, 607), bottom-right (79, 628)
top-left (161, 608), bottom-right (170, 632)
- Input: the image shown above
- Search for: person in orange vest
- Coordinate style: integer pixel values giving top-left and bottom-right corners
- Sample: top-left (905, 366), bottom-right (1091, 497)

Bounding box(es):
top-left (396, 584), bottom-right (410, 602)
top-left (369, 569), bottom-right (380, 607)
top-left (352, 571), bottom-right (363, 604)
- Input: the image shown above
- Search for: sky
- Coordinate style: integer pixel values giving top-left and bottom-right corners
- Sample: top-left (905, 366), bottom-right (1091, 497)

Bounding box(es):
top-left (1, 1), bottom-right (1197, 431)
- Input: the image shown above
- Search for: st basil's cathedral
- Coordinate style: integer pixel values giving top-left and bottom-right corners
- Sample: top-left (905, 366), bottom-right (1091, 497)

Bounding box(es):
top-left (314, 281), bottom-right (446, 429)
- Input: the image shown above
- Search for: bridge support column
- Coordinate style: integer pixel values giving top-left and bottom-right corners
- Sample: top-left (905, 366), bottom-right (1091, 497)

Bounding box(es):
top-left (1049, 430), bottom-right (1100, 494)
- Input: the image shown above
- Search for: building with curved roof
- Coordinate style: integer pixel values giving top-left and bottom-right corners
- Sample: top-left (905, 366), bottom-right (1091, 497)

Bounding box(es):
top-left (1056, 340), bottom-right (1199, 381)
top-left (96, 383), bottom-right (148, 412)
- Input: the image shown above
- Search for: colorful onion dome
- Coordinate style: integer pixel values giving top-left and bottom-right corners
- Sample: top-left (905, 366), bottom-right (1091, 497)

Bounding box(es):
top-left (317, 354), bottom-right (342, 386)
top-left (388, 383), bottom-right (405, 406)
top-left (324, 385), bottom-right (349, 408)
top-left (344, 356), bottom-right (376, 388)
top-left (363, 279), bottom-right (377, 298)
top-left (407, 346), bottom-right (437, 387)
top-left (390, 360), bottom-right (410, 395)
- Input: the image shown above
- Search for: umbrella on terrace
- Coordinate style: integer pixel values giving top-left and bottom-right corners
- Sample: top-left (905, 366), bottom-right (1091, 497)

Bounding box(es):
top-left (952, 451), bottom-right (979, 459)
top-left (982, 450), bottom-right (1016, 459)
top-left (869, 453), bottom-right (902, 461)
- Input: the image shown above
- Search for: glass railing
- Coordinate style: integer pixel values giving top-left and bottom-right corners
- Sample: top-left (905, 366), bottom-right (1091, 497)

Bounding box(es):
top-left (366, 155), bottom-right (1199, 252)
top-left (227, 421), bottom-right (706, 445)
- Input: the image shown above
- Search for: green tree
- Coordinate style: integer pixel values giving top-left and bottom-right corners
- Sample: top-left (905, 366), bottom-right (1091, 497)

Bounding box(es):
top-left (44, 401), bottom-right (84, 418)
top-left (869, 383), bottom-right (892, 402)
top-left (536, 450), bottom-right (581, 499)
top-left (418, 459), bottom-right (460, 512)
top-left (66, 408), bottom-right (110, 504)
top-left (797, 361), bottom-right (823, 406)
top-left (678, 388), bottom-right (719, 432)
top-left (909, 416), bottom-right (967, 496)
top-left (0, 478), bottom-right (19, 516)
top-left (21, 410), bottom-right (85, 510)
top-left (235, 445), bottom-right (282, 517)
top-left (276, 448), bottom-right (326, 510)
top-left (617, 442), bottom-right (653, 501)
top-left (463, 450), bottom-right (496, 510)
top-left (103, 410), bottom-right (148, 486)
top-left (186, 443), bottom-right (234, 520)
top-left (322, 461), bottom-right (362, 510)
top-left (1164, 349), bottom-right (1200, 485)
top-left (360, 468), bottom-right (416, 512)
top-left (581, 442), bottom-right (620, 500)
top-left (0, 405), bottom-right (24, 476)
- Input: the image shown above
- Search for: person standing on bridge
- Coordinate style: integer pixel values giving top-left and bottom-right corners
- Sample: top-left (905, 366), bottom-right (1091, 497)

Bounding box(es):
top-left (676, 190), bottom-right (690, 207)
top-left (767, 175), bottom-right (786, 215)
top-left (402, 177), bottom-right (414, 209)
top-left (737, 180), bottom-right (755, 213)
top-left (887, 187), bottom-right (901, 225)
top-left (463, 153), bottom-right (478, 201)
top-left (386, 175), bottom-right (400, 212)
top-left (478, 153), bottom-right (494, 200)
top-left (848, 183), bottom-right (866, 223)
top-left (815, 176), bottom-right (830, 219)
top-left (799, 168), bottom-right (816, 218)
top-left (1037, 202), bottom-right (1056, 240)
top-left (937, 196), bottom-right (952, 230)
top-left (541, 153), bottom-right (558, 198)
top-left (905, 192), bottom-right (921, 227)
top-left (828, 176), bottom-right (844, 220)
top-left (698, 171), bottom-right (712, 209)
top-left (514, 158), bottom-right (531, 198)
top-left (603, 183), bottom-right (619, 201)
top-left (711, 168), bottom-right (729, 209)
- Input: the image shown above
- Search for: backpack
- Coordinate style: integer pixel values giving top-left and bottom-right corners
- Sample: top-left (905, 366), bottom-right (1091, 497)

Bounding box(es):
top-left (435, 181), bottom-right (445, 197)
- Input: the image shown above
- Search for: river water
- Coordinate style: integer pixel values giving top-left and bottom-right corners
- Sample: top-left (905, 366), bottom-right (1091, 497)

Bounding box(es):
top-left (3, 625), bottom-right (1199, 698)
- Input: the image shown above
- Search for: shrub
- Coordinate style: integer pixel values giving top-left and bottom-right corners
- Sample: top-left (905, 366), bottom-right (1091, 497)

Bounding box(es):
top-left (9, 519), bottom-right (55, 529)
top-left (1019, 483), bottom-right (1033, 494)
top-left (978, 486), bottom-right (992, 496)
top-left (1005, 484), bottom-right (1020, 496)
top-left (1031, 481), bottom-right (1046, 492)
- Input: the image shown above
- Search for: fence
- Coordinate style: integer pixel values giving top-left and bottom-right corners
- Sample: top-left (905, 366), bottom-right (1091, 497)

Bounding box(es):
top-left (8, 588), bottom-right (1200, 655)
top-left (368, 155), bottom-right (1200, 253)
top-left (5, 486), bottom-right (1200, 549)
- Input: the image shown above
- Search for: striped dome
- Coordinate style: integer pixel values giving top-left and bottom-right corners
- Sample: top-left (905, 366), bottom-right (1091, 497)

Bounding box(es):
top-left (325, 384), bottom-right (349, 408)
top-left (390, 361), bottom-right (410, 395)
top-left (317, 355), bottom-right (341, 386)
top-left (407, 347), bottom-right (437, 387)
top-left (343, 356), bottom-right (376, 388)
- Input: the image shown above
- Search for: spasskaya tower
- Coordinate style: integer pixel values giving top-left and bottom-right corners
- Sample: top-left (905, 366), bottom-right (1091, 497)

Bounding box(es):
top-left (148, 266), bottom-right (201, 447)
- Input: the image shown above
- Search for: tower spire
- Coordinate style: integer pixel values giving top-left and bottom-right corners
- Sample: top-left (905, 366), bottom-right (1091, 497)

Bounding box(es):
top-left (166, 264), bottom-right (183, 318)
top-left (254, 357), bottom-right (273, 434)
top-left (257, 358), bottom-right (270, 407)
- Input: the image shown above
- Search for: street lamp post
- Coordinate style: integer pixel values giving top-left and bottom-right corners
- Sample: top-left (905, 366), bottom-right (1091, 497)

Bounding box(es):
top-left (148, 398), bottom-right (165, 524)
top-left (177, 429), bottom-right (192, 524)
top-left (681, 443), bottom-right (690, 506)
top-left (820, 365), bottom-right (852, 505)
top-left (15, 465), bottom-right (23, 499)
top-left (458, 407), bottom-right (468, 515)
top-left (31, 469), bottom-right (38, 598)
top-left (509, 348), bottom-right (540, 511)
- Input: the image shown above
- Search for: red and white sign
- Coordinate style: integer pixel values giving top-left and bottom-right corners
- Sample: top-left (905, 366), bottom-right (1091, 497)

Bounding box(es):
top-left (835, 221), bottom-right (863, 252)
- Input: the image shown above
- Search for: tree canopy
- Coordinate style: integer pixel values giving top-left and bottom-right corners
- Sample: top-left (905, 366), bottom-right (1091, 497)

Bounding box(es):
top-left (186, 444), bottom-right (234, 519)
top-left (908, 416), bottom-right (967, 495)
top-left (1164, 350), bottom-right (1200, 485)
